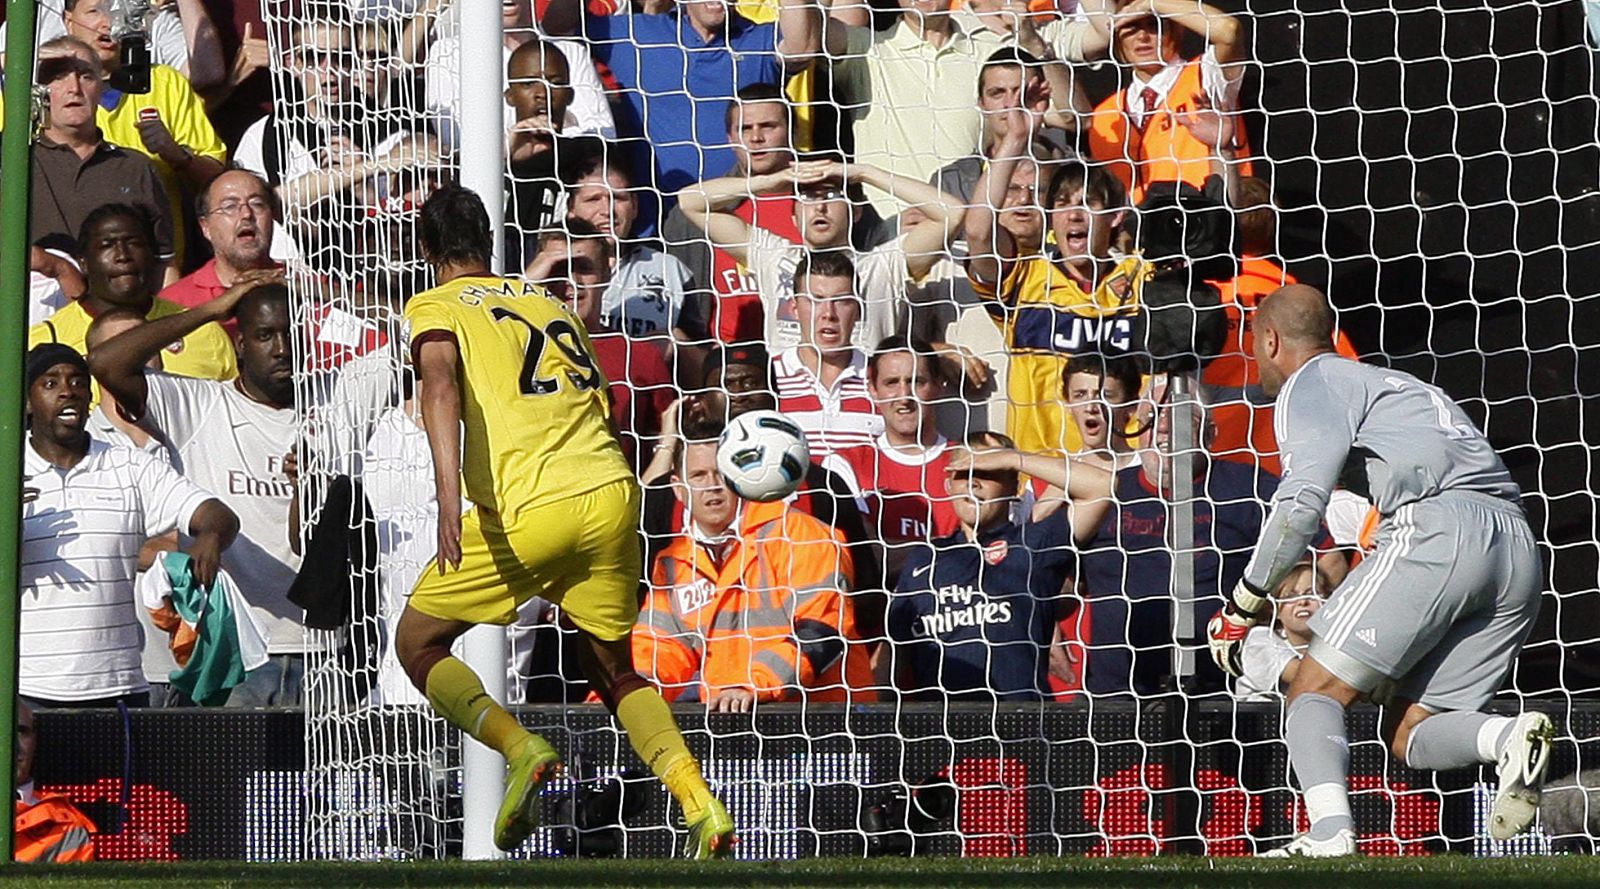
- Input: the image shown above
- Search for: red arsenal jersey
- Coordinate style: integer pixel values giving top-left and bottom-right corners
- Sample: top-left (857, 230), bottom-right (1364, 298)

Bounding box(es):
top-left (826, 435), bottom-right (961, 547)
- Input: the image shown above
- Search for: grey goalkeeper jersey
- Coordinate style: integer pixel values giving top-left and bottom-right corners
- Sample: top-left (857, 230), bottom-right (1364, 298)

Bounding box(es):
top-left (1242, 353), bottom-right (1521, 591)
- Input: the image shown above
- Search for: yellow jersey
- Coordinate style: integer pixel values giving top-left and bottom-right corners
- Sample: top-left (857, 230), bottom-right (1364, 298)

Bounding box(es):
top-left (405, 275), bottom-right (633, 516)
top-left (973, 253), bottom-right (1151, 456)
top-left (95, 65), bottom-right (228, 266)
top-left (31, 297), bottom-right (238, 383)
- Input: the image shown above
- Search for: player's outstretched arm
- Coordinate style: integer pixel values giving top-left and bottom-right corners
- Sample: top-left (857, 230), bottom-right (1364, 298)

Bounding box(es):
top-left (416, 339), bottom-right (465, 574)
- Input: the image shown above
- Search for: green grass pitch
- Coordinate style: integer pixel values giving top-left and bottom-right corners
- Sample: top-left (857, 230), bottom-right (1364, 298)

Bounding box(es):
top-left (3, 856), bottom-right (1600, 889)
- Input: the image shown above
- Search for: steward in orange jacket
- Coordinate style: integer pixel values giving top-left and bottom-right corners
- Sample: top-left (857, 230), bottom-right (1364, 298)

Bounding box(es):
top-left (1201, 180), bottom-right (1359, 475)
top-left (13, 701), bottom-right (94, 863)
top-left (1087, 0), bottom-right (1251, 203)
top-left (635, 442), bottom-right (874, 705)
top-left (15, 793), bottom-right (97, 863)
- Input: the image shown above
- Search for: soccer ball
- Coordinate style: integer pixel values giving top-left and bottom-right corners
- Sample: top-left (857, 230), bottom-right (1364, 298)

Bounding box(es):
top-left (716, 410), bottom-right (810, 502)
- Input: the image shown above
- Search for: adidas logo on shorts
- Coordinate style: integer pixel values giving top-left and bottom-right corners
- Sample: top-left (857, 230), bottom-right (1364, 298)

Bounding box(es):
top-left (1356, 627), bottom-right (1378, 647)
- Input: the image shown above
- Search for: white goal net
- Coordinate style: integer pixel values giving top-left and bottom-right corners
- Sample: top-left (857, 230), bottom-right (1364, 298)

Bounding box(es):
top-left (258, 0), bottom-right (1600, 860)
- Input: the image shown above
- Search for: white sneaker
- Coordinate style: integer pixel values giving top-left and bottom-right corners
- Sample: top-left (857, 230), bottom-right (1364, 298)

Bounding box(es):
top-left (1490, 711), bottom-right (1555, 840)
top-left (1259, 828), bottom-right (1357, 858)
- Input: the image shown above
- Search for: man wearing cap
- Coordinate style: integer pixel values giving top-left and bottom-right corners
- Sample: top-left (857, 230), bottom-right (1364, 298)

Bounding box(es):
top-left (19, 343), bottom-right (239, 709)
top-left (28, 37), bottom-right (176, 283)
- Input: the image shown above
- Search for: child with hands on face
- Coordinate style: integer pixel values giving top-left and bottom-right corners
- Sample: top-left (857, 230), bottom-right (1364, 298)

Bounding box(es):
top-left (1231, 563), bottom-right (1331, 701)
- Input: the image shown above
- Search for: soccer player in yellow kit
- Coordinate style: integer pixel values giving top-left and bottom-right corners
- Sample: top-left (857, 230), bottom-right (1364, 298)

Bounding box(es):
top-left (394, 186), bottom-right (733, 857)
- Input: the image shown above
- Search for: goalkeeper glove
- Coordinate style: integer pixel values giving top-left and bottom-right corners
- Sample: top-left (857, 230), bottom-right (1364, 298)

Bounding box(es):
top-left (1207, 580), bottom-right (1270, 677)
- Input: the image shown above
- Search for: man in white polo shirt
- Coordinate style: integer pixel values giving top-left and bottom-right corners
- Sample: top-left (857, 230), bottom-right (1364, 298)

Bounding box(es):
top-left (772, 252), bottom-right (883, 462)
top-left (20, 343), bottom-right (239, 709)
top-left (89, 271), bottom-right (396, 706)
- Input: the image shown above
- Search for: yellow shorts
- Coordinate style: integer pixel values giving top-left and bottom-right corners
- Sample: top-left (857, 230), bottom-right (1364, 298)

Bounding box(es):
top-left (409, 478), bottom-right (642, 641)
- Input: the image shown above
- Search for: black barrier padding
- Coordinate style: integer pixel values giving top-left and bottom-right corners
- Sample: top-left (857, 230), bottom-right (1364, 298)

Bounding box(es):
top-left (34, 702), bottom-right (1592, 860)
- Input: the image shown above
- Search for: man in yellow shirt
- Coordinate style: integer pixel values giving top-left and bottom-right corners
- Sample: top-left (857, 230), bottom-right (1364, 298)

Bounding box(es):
top-left (63, 0), bottom-right (226, 265)
top-left (966, 108), bottom-right (1151, 457)
top-left (394, 186), bottom-right (733, 858)
top-left (31, 205), bottom-right (234, 382)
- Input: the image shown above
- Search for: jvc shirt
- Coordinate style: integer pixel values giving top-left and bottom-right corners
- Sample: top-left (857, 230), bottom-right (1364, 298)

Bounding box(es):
top-left (888, 512), bottom-right (1075, 701)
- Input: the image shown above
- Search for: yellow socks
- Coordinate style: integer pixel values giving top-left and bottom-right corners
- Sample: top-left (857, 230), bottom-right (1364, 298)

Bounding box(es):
top-left (615, 686), bottom-right (714, 822)
top-left (424, 656), bottom-right (531, 758)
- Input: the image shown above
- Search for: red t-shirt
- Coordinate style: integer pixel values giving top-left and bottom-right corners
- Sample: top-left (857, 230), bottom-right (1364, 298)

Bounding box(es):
top-left (709, 195), bottom-right (801, 344)
top-left (826, 435), bottom-right (961, 547)
top-left (590, 330), bottom-right (675, 473)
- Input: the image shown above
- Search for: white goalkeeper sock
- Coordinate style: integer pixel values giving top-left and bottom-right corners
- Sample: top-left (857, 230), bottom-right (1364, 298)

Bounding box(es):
top-left (1404, 711), bottom-right (1515, 770)
top-left (1285, 692), bottom-right (1355, 840)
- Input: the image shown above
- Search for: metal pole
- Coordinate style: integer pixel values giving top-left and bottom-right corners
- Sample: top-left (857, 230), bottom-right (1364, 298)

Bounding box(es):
top-left (457, 0), bottom-right (507, 861)
top-left (1168, 372), bottom-right (1197, 687)
top-left (0, 0), bottom-right (40, 861)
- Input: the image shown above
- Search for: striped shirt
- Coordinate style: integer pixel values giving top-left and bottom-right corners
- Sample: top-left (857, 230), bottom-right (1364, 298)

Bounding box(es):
top-left (21, 437), bottom-right (213, 701)
top-left (773, 347), bottom-right (884, 461)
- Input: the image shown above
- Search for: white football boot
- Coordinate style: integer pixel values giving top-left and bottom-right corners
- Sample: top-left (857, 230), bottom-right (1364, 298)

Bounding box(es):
top-left (1489, 711), bottom-right (1555, 840)
top-left (1259, 828), bottom-right (1357, 858)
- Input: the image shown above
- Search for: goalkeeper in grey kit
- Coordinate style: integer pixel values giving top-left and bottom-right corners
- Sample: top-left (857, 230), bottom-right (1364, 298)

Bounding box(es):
top-left (1207, 285), bottom-right (1552, 857)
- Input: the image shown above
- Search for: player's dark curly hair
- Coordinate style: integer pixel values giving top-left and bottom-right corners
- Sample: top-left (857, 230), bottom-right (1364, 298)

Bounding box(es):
top-left (419, 185), bottom-right (493, 269)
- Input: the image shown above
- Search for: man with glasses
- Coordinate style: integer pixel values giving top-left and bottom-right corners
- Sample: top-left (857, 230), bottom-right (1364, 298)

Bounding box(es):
top-left (161, 170), bottom-right (279, 337)
top-left (234, 3), bottom-right (434, 266)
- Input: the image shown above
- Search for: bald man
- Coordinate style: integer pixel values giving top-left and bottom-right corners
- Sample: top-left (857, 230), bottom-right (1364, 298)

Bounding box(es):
top-left (1207, 285), bottom-right (1550, 856)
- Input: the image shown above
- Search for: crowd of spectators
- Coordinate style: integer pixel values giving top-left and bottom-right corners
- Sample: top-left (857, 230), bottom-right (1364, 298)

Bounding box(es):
top-left (14, 0), bottom-right (1374, 711)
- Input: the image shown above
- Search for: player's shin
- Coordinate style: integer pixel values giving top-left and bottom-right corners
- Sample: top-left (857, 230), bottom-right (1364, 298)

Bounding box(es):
top-left (1404, 710), bottom-right (1515, 770)
top-left (609, 674), bottom-right (715, 822)
top-left (423, 655), bottom-right (534, 758)
top-left (1286, 692), bottom-right (1355, 840)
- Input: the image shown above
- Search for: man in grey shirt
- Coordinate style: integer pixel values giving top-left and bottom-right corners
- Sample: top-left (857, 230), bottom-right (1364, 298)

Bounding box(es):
top-left (1208, 285), bottom-right (1551, 856)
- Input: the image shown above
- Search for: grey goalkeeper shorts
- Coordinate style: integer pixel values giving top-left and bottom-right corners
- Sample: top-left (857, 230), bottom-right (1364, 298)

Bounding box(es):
top-left (1307, 490), bottom-right (1542, 711)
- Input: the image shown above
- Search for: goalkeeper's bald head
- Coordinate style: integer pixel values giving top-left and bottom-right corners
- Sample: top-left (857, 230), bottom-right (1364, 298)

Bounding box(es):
top-left (1255, 285), bottom-right (1339, 397)
top-left (1258, 284), bottom-right (1336, 349)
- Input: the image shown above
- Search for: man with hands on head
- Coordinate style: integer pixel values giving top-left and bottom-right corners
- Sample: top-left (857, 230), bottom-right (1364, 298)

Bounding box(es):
top-left (678, 157), bottom-right (981, 385)
top-left (90, 268), bottom-right (395, 706)
top-left (21, 343), bottom-right (238, 710)
top-left (882, 432), bottom-right (1114, 698)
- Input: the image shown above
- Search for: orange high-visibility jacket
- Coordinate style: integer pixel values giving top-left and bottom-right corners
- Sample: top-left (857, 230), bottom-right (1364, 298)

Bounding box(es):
top-left (14, 794), bottom-right (96, 863)
top-left (636, 498), bottom-right (874, 703)
top-left (1087, 59), bottom-right (1254, 203)
top-left (1203, 257), bottom-right (1359, 476)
